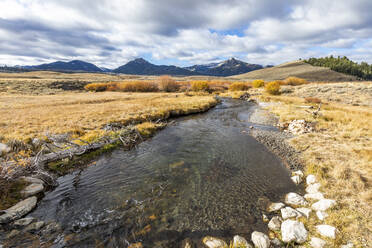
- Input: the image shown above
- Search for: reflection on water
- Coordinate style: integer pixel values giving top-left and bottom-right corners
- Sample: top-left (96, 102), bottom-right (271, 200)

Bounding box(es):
top-left (30, 98), bottom-right (296, 247)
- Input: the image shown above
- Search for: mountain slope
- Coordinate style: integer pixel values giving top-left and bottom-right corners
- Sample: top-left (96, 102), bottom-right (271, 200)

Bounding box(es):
top-left (26, 60), bottom-right (103, 72)
top-left (113, 58), bottom-right (200, 76)
top-left (230, 61), bottom-right (357, 82)
top-left (185, 58), bottom-right (263, 76)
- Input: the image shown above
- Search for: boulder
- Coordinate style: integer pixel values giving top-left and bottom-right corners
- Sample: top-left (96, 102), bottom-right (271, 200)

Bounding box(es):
top-left (281, 220), bottom-right (308, 244)
top-left (0, 143), bottom-right (11, 156)
top-left (232, 235), bottom-right (252, 248)
top-left (21, 183), bottom-right (44, 197)
top-left (202, 236), bottom-right (227, 248)
top-left (251, 231), bottom-right (270, 248)
top-left (306, 175), bottom-right (317, 185)
top-left (25, 221), bottom-right (45, 233)
top-left (316, 225), bottom-right (337, 239)
top-left (316, 211), bottom-right (328, 221)
top-left (13, 217), bottom-right (35, 227)
top-left (281, 207), bottom-right (302, 219)
top-left (310, 237), bottom-right (326, 248)
top-left (285, 193), bottom-right (308, 206)
top-left (304, 192), bottom-right (324, 201)
top-left (268, 216), bottom-right (282, 231)
top-left (305, 183), bottom-right (321, 194)
top-left (0, 197), bottom-right (37, 224)
top-left (296, 208), bottom-right (312, 219)
top-left (19, 176), bottom-right (44, 185)
top-left (267, 202), bottom-right (285, 212)
top-left (291, 175), bottom-right (302, 185)
top-left (341, 242), bottom-right (354, 248)
top-left (312, 199), bottom-right (336, 211)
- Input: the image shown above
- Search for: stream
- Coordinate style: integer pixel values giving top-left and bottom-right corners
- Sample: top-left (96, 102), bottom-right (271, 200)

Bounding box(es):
top-left (28, 98), bottom-right (297, 247)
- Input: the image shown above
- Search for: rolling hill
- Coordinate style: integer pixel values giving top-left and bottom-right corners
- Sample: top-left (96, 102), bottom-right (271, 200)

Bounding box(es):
top-left (230, 61), bottom-right (357, 82)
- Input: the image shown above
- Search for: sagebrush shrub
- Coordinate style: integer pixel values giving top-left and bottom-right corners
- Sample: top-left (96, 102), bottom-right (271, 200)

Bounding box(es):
top-left (284, 77), bottom-right (308, 85)
top-left (158, 75), bottom-right (180, 92)
top-left (228, 82), bottom-right (251, 91)
top-left (190, 81), bottom-right (210, 91)
top-left (252, 79), bottom-right (265, 88)
top-left (265, 81), bottom-right (281, 95)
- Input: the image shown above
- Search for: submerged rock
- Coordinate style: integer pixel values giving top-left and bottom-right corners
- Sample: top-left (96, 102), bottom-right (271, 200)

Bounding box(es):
top-left (310, 237), bottom-right (326, 248)
top-left (24, 221), bottom-right (45, 233)
top-left (21, 183), bottom-right (44, 197)
top-left (19, 176), bottom-right (44, 185)
top-left (232, 235), bottom-right (252, 248)
top-left (268, 216), bottom-right (282, 231)
top-left (316, 225), bottom-right (337, 239)
top-left (13, 217), bottom-right (35, 227)
top-left (202, 236), bottom-right (227, 248)
top-left (0, 196), bottom-right (37, 224)
top-left (267, 202), bottom-right (285, 212)
top-left (251, 231), bottom-right (270, 248)
top-left (6, 229), bottom-right (20, 239)
top-left (312, 199), bottom-right (336, 211)
top-left (281, 219), bottom-right (308, 244)
top-left (285, 193), bottom-right (308, 206)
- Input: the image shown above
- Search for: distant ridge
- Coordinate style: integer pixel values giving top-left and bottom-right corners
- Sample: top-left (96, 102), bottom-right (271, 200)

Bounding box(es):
top-left (230, 60), bottom-right (357, 82)
top-left (113, 58), bottom-right (200, 76)
top-left (185, 58), bottom-right (263, 76)
top-left (24, 60), bottom-right (103, 72)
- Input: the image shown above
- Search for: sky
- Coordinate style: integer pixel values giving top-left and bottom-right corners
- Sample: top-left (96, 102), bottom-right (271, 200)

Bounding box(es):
top-left (0, 0), bottom-right (372, 68)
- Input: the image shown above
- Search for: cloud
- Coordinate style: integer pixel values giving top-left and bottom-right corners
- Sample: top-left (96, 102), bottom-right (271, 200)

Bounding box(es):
top-left (0, 0), bottom-right (371, 67)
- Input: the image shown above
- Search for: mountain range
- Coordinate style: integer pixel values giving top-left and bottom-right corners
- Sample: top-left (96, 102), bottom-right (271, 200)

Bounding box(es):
top-left (16, 58), bottom-right (264, 76)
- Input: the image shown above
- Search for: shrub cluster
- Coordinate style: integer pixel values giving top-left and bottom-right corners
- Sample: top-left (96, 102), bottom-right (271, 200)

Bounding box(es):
top-left (190, 81), bottom-right (210, 91)
top-left (158, 75), bottom-right (180, 92)
top-left (265, 81), bottom-right (281, 95)
top-left (84, 83), bottom-right (108, 92)
top-left (252, 79), bottom-right (265, 88)
top-left (228, 82), bottom-right (251, 91)
top-left (284, 77), bottom-right (308, 85)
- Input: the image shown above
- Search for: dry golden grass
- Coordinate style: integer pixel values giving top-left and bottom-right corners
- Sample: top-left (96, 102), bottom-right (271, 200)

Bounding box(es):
top-left (257, 93), bottom-right (372, 246)
top-left (0, 92), bottom-right (217, 142)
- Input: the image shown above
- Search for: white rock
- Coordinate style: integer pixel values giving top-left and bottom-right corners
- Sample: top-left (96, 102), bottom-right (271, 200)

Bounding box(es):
top-left (21, 183), bottom-right (44, 197)
top-left (20, 176), bottom-right (44, 185)
top-left (310, 237), bottom-right (326, 248)
top-left (316, 225), bottom-right (337, 239)
top-left (267, 202), bottom-right (285, 212)
top-left (0, 197), bottom-right (37, 224)
top-left (251, 231), bottom-right (270, 248)
top-left (296, 208), bottom-right (312, 219)
top-left (13, 217), bottom-right (35, 227)
top-left (316, 211), bottom-right (329, 221)
top-left (281, 219), bottom-right (308, 244)
top-left (0, 143), bottom-right (11, 156)
top-left (268, 216), bottom-right (282, 231)
top-left (262, 214), bottom-right (269, 222)
top-left (293, 170), bottom-right (304, 178)
top-left (304, 192), bottom-right (324, 201)
top-left (285, 193), bottom-right (308, 206)
top-left (306, 183), bottom-right (321, 194)
top-left (233, 235), bottom-right (252, 248)
top-left (202, 236), bottom-right (227, 248)
top-left (312, 199), bottom-right (336, 211)
top-left (341, 242), bottom-right (354, 248)
top-left (306, 175), bottom-right (317, 185)
top-left (291, 175), bottom-right (302, 185)
top-left (281, 207), bottom-right (302, 219)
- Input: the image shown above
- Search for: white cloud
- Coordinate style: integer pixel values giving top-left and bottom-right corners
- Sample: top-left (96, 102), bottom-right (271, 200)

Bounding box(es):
top-left (0, 0), bottom-right (371, 67)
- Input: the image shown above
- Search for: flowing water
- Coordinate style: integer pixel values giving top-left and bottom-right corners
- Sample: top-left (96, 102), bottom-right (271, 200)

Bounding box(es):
top-left (29, 98), bottom-right (297, 247)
